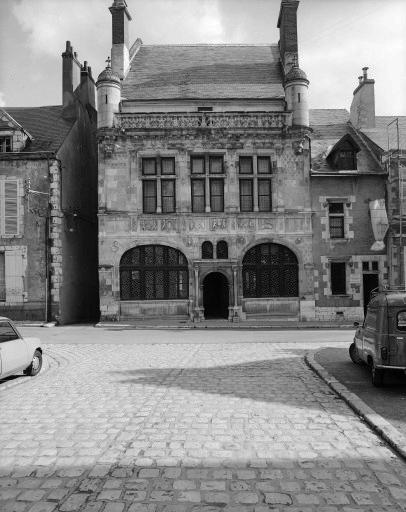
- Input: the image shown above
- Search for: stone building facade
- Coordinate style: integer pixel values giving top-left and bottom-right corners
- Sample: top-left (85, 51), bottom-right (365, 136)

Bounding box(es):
top-left (98, 0), bottom-right (316, 322)
top-left (0, 42), bottom-right (99, 323)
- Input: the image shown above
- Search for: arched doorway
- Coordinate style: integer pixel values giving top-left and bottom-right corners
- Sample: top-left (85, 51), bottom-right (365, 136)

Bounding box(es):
top-left (203, 272), bottom-right (229, 319)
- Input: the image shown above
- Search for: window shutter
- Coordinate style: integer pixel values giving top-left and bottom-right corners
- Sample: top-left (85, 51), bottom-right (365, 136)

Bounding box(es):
top-left (4, 181), bottom-right (18, 235)
top-left (5, 248), bottom-right (24, 303)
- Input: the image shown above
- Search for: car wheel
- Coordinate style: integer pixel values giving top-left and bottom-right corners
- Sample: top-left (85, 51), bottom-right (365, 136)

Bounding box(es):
top-left (24, 350), bottom-right (42, 377)
top-left (371, 362), bottom-right (384, 387)
top-left (349, 342), bottom-right (362, 364)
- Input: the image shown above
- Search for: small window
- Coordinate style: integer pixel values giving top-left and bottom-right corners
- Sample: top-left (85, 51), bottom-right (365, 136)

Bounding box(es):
top-left (258, 179), bottom-right (272, 212)
top-left (142, 158), bottom-right (157, 176)
top-left (209, 156), bottom-right (223, 174)
top-left (142, 181), bottom-right (157, 213)
top-left (217, 241), bottom-right (228, 259)
top-left (372, 261), bottom-right (379, 271)
top-left (191, 156), bottom-right (205, 174)
top-left (191, 179), bottom-right (205, 213)
top-left (0, 136), bottom-right (12, 153)
top-left (240, 179), bottom-right (253, 212)
top-left (197, 106), bottom-right (213, 112)
top-left (362, 262), bottom-right (369, 271)
top-left (161, 157), bottom-right (175, 175)
top-left (210, 179), bottom-right (224, 212)
top-left (161, 180), bottom-right (176, 214)
top-left (331, 262), bottom-right (346, 295)
top-left (239, 156), bottom-right (253, 175)
top-left (329, 202), bottom-right (345, 239)
top-left (397, 311), bottom-right (406, 331)
top-left (331, 141), bottom-right (357, 170)
top-left (298, 93), bottom-right (301, 103)
top-left (258, 156), bottom-right (272, 174)
top-left (202, 241), bottom-right (213, 259)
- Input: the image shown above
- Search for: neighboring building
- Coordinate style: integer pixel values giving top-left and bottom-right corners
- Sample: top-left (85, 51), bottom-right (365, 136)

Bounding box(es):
top-left (349, 84), bottom-right (406, 291)
top-left (98, 0), bottom-right (316, 322)
top-left (0, 42), bottom-right (98, 323)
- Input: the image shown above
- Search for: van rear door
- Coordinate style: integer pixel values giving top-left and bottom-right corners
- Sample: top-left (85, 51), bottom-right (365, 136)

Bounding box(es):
top-left (393, 310), bottom-right (406, 367)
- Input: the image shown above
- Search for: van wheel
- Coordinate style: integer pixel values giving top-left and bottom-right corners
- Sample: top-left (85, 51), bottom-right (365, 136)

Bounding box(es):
top-left (349, 343), bottom-right (362, 364)
top-left (371, 363), bottom-right (384, 387)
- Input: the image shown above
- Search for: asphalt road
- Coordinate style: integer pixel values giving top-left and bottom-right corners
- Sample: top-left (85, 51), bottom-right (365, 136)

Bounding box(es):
top-left (315, 347), bottom-right (406, 438)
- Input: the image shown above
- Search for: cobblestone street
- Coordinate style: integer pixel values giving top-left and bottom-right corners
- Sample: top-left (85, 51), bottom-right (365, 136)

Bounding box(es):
top-left (1, 337), bottom-right (406, 511)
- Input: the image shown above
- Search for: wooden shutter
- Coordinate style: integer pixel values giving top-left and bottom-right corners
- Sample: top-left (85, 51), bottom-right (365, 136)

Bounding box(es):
top-left (4, 181), bottom-right (18, 235)
top-left (5, 248), bottom-right (25, 303)
top-left (0, 180), bottom-right (19, 235)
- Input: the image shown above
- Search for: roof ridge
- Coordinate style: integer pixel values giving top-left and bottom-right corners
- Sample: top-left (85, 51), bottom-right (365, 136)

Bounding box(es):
top-left (141, 43), bottom-right (277, 48)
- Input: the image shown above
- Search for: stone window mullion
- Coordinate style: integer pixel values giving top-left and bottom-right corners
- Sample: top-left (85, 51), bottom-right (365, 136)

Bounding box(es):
top-left (253, 156), bottom-right (259, 212)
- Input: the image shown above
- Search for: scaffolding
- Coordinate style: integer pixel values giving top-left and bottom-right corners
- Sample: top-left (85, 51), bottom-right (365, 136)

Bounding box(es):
top-left (387, 118), bottom-right (404, 285)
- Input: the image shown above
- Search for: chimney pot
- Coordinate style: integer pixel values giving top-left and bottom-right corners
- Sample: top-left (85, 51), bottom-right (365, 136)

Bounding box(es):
top-left (74, 51), bottom-right (78, 59)
top-left (358, 76), bottom-right (363, 84)
top-left (362, 66), bottom-right (368, 80)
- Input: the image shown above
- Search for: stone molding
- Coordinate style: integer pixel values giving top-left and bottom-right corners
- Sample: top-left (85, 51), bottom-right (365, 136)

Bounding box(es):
top-left (117, 112), bottom-right (291, 130)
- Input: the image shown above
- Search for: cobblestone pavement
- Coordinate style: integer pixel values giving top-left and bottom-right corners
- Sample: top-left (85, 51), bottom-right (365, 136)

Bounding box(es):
top-left (1, 341), bottom-right (406, 512)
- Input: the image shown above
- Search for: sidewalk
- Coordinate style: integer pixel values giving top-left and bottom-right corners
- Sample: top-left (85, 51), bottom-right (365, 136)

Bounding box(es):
top-left (306, 346), bottom-right (406, 461)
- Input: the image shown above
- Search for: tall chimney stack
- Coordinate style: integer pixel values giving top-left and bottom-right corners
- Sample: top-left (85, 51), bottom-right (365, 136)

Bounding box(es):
top-left (277, 0), bottom-right (300, 75)
top-left (109, 0), bottom-right (132, 80)
top-left (62, 41), bottom-right (81, 107)
top-left (350, 66), bottom-right (376, 129)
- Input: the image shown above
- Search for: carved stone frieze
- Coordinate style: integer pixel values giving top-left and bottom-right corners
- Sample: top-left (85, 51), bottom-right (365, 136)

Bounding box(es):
top-left (117, 112), bottom-right (291, 131)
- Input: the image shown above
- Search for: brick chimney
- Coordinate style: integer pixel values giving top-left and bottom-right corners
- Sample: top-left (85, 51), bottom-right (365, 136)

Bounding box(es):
top-left (62, 41), bottom-right (82, 108)
top-left (109, 0), bottom-right (132, 79)
top-left (277, 0), bottom-right (300, 75)
top-left (77, 61), bottom-right (96, 112)
top-left (350, 67), bottom-right (376, 129)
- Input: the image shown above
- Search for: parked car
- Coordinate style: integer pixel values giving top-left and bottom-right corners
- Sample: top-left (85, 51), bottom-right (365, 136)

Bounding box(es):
top-left (349, 289), bottom-right (406, 386)
top-left (0, 317), bottom-right (42, 379)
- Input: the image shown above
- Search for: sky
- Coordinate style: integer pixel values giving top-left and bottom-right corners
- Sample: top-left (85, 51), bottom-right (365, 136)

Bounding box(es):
top-left (0, 0), bottom-right (405, 116)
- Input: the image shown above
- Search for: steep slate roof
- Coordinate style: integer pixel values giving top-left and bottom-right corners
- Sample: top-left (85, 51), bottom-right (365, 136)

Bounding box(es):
top-left (361, 116), bottom-right (406, 152)
top-left (4, 106), bottom-right (74, 153)
top-left (122, 44), bottom-right (285, 101)
top-left (309, 108), bottom-right (382, 174)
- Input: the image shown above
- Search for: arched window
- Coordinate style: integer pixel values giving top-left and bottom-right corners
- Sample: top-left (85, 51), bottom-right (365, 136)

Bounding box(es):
top-left (216, 240), bottom-right (228, 259)
top-left (120, 245), bottom-right (188, 300)
top-left (202, 241), bottom-right (213, 259)
top-left (242, 243), bottom-right (298, 297)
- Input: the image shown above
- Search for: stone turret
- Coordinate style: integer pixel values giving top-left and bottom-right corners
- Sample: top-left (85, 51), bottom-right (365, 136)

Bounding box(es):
top-left (96, 59), bottom-right (121, 129)
top-left (284, 65), bottom-right (309, 127)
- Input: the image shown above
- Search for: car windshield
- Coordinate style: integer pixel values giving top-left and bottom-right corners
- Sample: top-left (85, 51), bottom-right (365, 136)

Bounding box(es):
top-left (0, 321), bottom-right (19, 343)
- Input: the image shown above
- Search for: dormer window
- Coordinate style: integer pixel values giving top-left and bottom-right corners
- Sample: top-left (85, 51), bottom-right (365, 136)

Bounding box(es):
top-left (0, 136), bottom-right (11, 153)
top-left (326, 135), bottom-right (359, 171)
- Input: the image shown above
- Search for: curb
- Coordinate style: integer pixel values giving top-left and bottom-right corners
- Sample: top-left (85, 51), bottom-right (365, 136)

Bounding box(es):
top-left (96, 322), bottom-right (355, 330)
top-left (305, 351), bottom-right (406, 461)
top-left (0, 352), bottom-right (56, 393)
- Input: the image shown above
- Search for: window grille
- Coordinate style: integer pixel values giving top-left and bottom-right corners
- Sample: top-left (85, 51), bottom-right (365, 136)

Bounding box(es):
top-left (120, 245), bottom-right (188, 301)
top-left (331, 262), bottom-right (346, 295)
top-left (202, 241), bottom-right (213, 259)
top-left (328, 202), bottom-right (345, 238)
top-left (242, 243), bottom-right (298, 297)
top-left (216, 241), bottom-right (228, 259)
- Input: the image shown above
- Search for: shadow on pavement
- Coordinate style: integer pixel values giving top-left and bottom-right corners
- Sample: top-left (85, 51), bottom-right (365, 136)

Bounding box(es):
top-left (315, 347), bottom-right (406, 437)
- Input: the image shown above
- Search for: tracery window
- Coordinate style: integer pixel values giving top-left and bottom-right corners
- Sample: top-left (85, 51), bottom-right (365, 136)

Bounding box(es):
top-left (202, 241), bottom-right (213, 259)
top-left (216, 241), bottom-right (228, 259)
top-left (120, 245), bottom-right (188, 300)
top-left (242, 243), bottom-right (298, 297)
